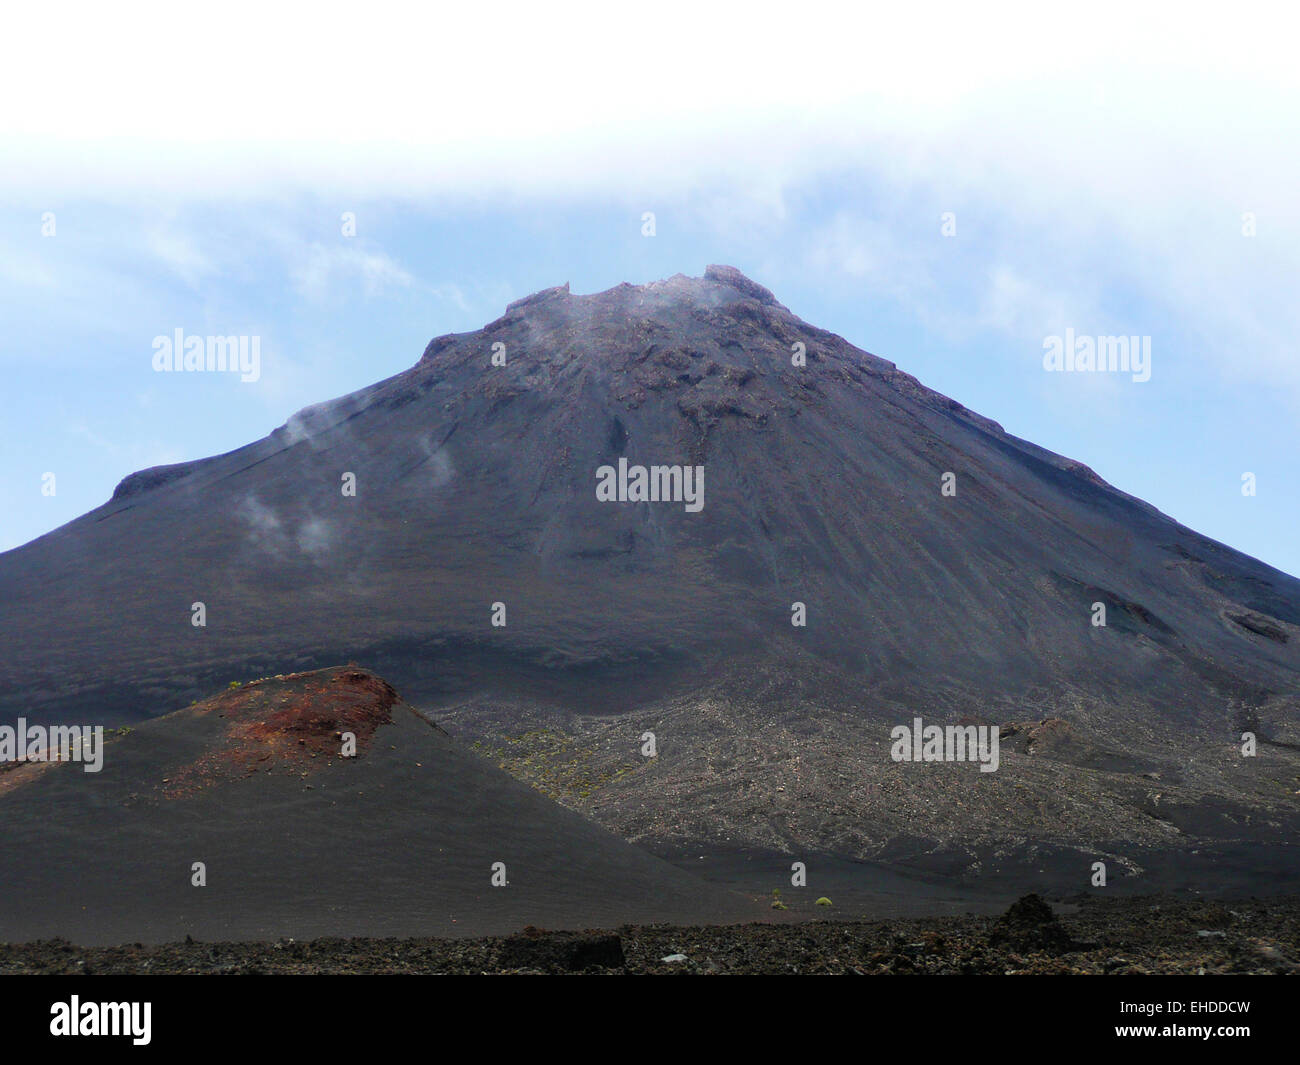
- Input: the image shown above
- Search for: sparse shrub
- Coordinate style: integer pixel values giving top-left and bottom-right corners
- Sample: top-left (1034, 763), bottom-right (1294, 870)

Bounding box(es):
top-left (771, 900), bottom-right (788, 910)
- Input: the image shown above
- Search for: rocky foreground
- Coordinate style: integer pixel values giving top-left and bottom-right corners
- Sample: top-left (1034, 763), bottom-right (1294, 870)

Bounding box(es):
top-left (4, 894), bottom-right (1298, 975)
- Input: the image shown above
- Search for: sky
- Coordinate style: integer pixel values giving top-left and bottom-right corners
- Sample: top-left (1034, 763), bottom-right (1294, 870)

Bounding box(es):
top-left (2, 2), bottom-right (1298, 576)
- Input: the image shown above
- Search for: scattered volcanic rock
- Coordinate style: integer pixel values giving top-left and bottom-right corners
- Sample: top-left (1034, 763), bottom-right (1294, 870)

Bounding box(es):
top-left (6, 893), bottom-right (1298, 975)
top-left (989, 894), bottom-right (1079, 955)
top-left (1, 267), bottom-right (1299, 889)
top-left (496, 928), bottom-right (626, 972)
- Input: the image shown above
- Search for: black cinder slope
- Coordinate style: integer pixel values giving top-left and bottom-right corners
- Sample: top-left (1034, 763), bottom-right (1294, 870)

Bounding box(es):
top-left (0, 667), bottom-right (756, 945)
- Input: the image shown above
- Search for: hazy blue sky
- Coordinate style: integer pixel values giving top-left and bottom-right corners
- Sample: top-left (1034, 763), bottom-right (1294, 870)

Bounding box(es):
top-left (2, 4), bottom-right (1297, 575)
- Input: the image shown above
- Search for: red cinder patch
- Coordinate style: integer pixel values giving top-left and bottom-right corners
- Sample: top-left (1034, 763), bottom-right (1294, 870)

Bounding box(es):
top-left (161, 667), bottom-right (399, 798)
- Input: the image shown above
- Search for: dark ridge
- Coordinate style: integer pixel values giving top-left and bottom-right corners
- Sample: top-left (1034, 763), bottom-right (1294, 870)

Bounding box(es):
top-left (1048, 573), bottom-right (1177, 637)
top-left (110, 462), bottom-right (195, 501)
top-left (703, 264), bottom-right (780, 305)
top-left (506, 282), bottom-right (570, 313)
top-left (1228, 612), bottom-right (1289, 643)
top-left (421, 333), bottom-right (460, 361)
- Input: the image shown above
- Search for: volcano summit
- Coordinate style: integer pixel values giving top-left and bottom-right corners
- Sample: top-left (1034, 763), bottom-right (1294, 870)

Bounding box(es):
top-left (2, 265), bottom-right (1298, 894)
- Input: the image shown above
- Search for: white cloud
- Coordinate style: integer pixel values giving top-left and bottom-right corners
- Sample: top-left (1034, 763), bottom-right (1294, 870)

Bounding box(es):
top-left (0, 242), bottom-right (54, 286)
top-left (3, 1), bottom-right (1298, 404)
top-left (4, 4), bottom-right (1295, 202)
top-left (291, 243), bottom-right (415, 302)
top-left (145, 229), bottom-right (216, 288)
top-left (973, 268), bottom-right (1080, 341)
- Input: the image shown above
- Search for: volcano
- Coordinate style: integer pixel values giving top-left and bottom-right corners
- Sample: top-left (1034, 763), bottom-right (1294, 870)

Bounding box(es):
top-left (2, 265), bottom-right (1298, 890)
